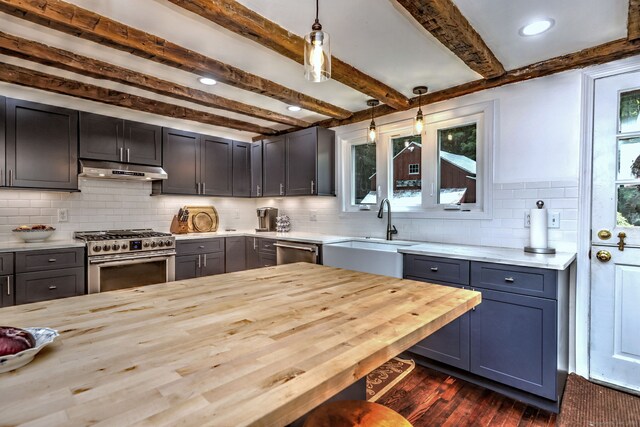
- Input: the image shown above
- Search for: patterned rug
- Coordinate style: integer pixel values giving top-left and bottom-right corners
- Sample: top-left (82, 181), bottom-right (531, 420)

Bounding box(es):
top-left (366, 357), bottom-right (415, 402)
top-left (558, 373), bottom-right (640, 426)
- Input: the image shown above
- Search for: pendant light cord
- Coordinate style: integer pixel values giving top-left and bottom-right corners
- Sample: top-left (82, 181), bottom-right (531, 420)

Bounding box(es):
top-left (316, 0), bottom-right (319, 22)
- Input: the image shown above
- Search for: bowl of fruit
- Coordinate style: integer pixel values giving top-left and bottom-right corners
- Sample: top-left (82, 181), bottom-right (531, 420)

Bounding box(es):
top-left (0, 326), bottom-right (59, 373)
top-left (12, 225), bottom-right (56, 242)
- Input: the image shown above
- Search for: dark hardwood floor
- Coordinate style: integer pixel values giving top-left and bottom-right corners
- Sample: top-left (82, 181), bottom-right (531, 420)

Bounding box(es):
top-left (377, 365), bottom-right (557, 426)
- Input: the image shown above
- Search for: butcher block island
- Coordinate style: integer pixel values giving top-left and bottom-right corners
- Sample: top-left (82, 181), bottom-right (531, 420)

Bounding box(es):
top-left (0, 263), bottom-right (480, 426)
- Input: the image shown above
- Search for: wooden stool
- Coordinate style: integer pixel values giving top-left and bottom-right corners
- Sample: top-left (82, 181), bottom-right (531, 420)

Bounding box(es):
top-left (303, 400), bottom-right (412, 427)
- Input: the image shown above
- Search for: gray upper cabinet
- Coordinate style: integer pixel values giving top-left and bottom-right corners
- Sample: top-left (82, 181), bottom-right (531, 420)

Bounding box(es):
top-left (201, 136), bottom-right (232, 196)
top-left (0, 97), bottom-right (6, 187)
top-left (232, 141), bottom-right (251, 197)
top-left (263, 135), bottom-right (286, 197)
top-left (159, 128), bottom-right (201, 195)
top-left (251, 141), bottom-right (263, 197)
top-left (80, 112), bottom-right (161, 166)
top-left (5, 98), bottom-right (78, 191)
top-left (286, 127), bottom-right (335, 196)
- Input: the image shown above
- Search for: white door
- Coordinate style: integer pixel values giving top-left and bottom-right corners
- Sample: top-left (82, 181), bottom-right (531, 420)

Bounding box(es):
top-left (590, 70), bottom-right (640, 393)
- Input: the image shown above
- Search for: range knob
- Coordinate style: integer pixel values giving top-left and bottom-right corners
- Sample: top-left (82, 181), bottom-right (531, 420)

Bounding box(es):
top-left (143, 242), bottom-right (150, 248)
top-left (121, 244), bottom-right (128, 250)
top-left (102, 245), bottom-right (111, 251)
top-left (158, 241), bottom-right (165, 247)
top-left (165, 240), bottom-right (173, 247)
top-left (112, 244), bottom-right (120, 251)
top-left (93, 245), bottom-right (102, 252)
top-left (150, 241), bottom-right (158, 248)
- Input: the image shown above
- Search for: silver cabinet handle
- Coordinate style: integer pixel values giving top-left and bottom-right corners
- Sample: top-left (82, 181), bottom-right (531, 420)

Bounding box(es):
top-left (253, 238), bottom-right (257, 250)
top-left (48, 285), bottom-right (57, 290)
top-left (198, 245), bottom-right (205, 249)
top-left (504, 277), bottom-right (515, 283)
top-left (279, 183), bottom-right (284, 196)
top-left (257, 185), bottom-right (261, 197)
top-left (203, 254), bottom-right (207, 267)
top-left (6, 276), bottom-right (10, 296)
top-left (119, 147), bottom-right (124, 162)
top-left (197, 182), bottom-right (201, 194)
top-left (0, 168), bottom-right (3, 186)
top-left (9, 169), bottom-right (13, 187)
top-left (126, 148), bottom-right (130, 163)
top-left (430, 267), bottom-right (438, 272)
top-left (202, 182), bottom-right (206, 194)
top-left (311, 180), bottom-right (315, 194)
top-left (198, 254), bottom-right (201, 268)
top-left (48, 258), bottom-right (57, 263)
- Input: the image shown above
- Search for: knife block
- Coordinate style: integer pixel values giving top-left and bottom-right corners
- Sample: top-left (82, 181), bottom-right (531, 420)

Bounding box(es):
top-left (169, 215), bottom-right (189, 234)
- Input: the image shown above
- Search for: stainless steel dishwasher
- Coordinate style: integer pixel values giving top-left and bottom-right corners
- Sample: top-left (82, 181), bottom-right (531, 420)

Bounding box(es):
top-left (274, 241), bottom-right (320, 265)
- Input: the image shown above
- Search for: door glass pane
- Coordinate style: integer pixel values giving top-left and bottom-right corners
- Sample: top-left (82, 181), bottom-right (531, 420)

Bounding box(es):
top-left (391, 135), bottom-right (422, 207)
top-left (437, 123), bottom-right (477, 204)
top-left (618, 137), bottom-right (640, 181)
top-left (352, 143), bottom-right (376, 205)
top-left (620, 89), bottom-right (640, 133)
top-left (618, 184), bottom-right (640, 227)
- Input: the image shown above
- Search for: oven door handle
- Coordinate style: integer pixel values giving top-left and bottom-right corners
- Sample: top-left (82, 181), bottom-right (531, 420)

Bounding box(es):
top-left (273, 243), bottom-right (317, 253)
top-left (89, 252), bottom-right (176, 265)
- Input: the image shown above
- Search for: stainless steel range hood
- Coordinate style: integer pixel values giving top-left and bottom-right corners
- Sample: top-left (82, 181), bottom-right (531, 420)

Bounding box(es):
top-left (79, 160), bottom-right (168, 181)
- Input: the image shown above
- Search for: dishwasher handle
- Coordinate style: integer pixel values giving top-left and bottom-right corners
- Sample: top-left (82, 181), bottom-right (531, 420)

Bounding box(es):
top-left (273, 242), bottom-right (317, 254)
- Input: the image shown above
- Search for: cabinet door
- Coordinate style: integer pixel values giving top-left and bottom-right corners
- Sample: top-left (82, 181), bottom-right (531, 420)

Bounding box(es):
top-left (225, 237), bottom-right (246, 273)
top-left (286, 128), bottom-right (317, 196)
top-left (251, 141), bottom-right (263, 197)
top-left (124, 121), bottom-right (162, 166)
top-left (201, 136), bottom-right (232, 196)
top-left (259, 252), bottom-right (277, 268)
top-left (175, 254), bottom-right (200, 280)
top-left (232, 141), bottom-right (251, 197)
top-left (79, 112), bottom-right (122, 162)
top-left (6, 99), bottom-right (78, 190)
top-left (470, 288), bottom-right (557, 400)
top-left (0, 275), bottom-right (14, 308)
top-left (0, 96), bottom-right (5, 187)
top-left (0, 253), bottom-right (13, 276)
top-left (245, 237), bottom-right (261, 269)
top-left (405, 276), bottom-right (470, 370)
top-left (162, 128), bottom-right (200, 195)
top-left (262, 136), bottom-right (286, 196)
top-left (201, 252), bottom-right (225, 277)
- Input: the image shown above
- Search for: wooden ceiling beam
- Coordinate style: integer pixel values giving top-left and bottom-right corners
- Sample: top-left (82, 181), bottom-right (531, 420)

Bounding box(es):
top-left (0, 31), bottom-right (309, 128)
top-left (394, 0), bottom-right (505, 79)
top-left (267, 37), bottom-right (640, 134)
top-left (0, 0), bottom-right (352, 120)
top-left (0, 61), bottom-right (279, 135)
top-left (166, 0), bottom-right (410, 110)
top-left (629, 0), bottom-right (640, 40)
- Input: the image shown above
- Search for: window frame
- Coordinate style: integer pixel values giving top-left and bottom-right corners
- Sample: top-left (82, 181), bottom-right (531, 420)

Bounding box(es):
top-left (340, 100), bottom-right (494, 218)
top-left (408, 164), bottom-right (420, 175)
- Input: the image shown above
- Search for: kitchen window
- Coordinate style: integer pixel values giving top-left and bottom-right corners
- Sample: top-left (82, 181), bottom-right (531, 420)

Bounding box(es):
top-left (342, 101), bottom-right (494, 218)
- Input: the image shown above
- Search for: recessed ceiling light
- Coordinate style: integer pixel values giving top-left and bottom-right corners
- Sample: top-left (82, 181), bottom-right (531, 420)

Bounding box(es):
top-left (519, 19), bottom-right (555, 37)
top-left (287, 106), bottom-right (302, 112)
top-left (198, 77), bottom-right (217, 86)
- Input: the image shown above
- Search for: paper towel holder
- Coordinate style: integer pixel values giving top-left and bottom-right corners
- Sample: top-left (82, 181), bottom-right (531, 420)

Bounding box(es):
top-left (524, 200), bottom-right (556, 254)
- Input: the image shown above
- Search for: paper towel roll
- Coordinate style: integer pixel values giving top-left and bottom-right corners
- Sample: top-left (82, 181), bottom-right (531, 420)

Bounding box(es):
top-left (530, 208), bottom-right (548, 249)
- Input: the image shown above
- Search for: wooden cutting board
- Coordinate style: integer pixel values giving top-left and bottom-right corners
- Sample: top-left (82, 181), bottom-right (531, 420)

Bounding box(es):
top-left (184, 205), bottom-right (218, 233)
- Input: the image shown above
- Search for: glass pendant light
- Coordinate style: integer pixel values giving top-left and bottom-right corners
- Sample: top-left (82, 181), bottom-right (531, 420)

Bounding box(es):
top-left (304, 0), bottom-right (331, 82)
top-left (413, 86), bottom-right (428, 135)
top-left (367, 99), bottom-right (380, 143)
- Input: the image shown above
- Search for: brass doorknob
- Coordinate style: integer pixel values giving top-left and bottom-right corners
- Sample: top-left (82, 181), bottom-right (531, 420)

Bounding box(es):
top-left (596, 250), bottom-right (612, 262)
top-left (597, 230), bottom-right (612, 240)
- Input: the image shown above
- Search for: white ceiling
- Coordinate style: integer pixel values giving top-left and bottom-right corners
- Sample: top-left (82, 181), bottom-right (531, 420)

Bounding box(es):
top-left (0, 0), bottom-right (631, 140)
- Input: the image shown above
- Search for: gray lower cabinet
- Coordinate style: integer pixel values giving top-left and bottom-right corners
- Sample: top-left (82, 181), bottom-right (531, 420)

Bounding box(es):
top-left (246, 237), bottom-right (261, 270)
top-left (245, 237), bottom-right (276, 269)
top-left (5, 98), bottom-right (78, 190)
top-left (225, 237), bottom-right (246, 273)
top-left (175, 238), bottom-right (225, 280)
top-left (14, 248), bottom-right (85, 304)
top-left (404, 255), bottom-right (567, 405)
top-left (0, 252), bottom-right (14, 308)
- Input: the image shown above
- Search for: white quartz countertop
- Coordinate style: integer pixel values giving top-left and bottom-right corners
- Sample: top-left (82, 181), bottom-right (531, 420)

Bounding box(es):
top-left (173, 230), bottom-right (353, 245)
top-left (0, 240), bottom-right (85, 252)
top-left (398, 242), bottom-right (576, 270)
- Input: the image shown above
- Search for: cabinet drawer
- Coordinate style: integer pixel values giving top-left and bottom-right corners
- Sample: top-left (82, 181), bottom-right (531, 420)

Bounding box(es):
top-left (16, 267), bottom-right (85, 304)
top-left (177, 239), bottom-right (224, 255)
top-left (403, 255), bottom-right (470, 285)
top-left (15, 248), bottom-right (84, 273)
top-left (259, 239), bottom-right (277, 254)
top-left (259, 253), bottom-right (276, 267)
top-left (470, 262), bottom-right (557, 299)
top-left (0, 253), bottom-right (13, 275)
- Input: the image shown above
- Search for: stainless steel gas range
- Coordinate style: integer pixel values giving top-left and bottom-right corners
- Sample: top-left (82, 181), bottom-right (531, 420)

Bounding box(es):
top-left (74, 229), bottom-right (176, 294)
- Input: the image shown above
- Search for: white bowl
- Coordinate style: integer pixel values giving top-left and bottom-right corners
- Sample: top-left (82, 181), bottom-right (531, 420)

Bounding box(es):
top-left (12, 229), bottom-right (55, 242)
top-left (0, 328), bottom-right (59, 373)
